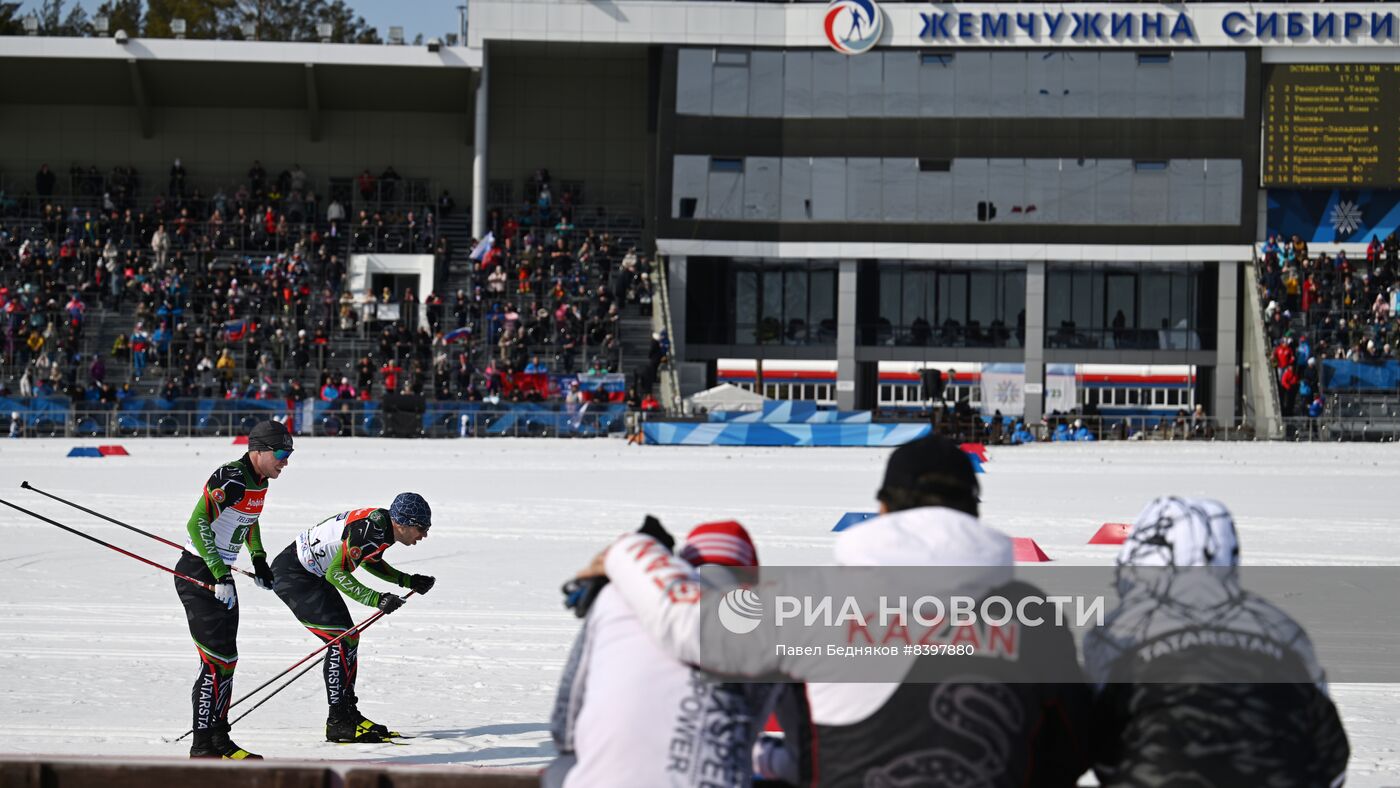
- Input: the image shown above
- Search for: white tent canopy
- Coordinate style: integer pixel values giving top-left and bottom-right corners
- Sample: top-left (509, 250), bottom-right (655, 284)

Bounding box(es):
top-left (687, 383), bottom-right (768, 413)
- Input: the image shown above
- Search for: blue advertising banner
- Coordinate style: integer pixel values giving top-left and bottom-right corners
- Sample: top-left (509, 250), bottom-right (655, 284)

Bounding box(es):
top-left (1267, 190), bottom-right (1400, 244)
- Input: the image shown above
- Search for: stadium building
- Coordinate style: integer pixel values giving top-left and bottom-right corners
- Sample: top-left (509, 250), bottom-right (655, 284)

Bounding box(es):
top-left (2, 1), bottom-right (1396, 434)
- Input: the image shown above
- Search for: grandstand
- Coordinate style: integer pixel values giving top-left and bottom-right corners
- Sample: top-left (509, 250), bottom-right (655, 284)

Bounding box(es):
top-left (0, 33), bottom-right (667, 437)
top-left (3, 1), bottom-right (1400, 442)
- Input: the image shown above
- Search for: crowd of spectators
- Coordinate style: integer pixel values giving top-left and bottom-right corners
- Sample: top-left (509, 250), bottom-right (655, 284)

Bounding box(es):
top-left (2, 160), bottom-right (662, 412)
top-left (471, 166), bottom-right (656, 382)
top-left (1258, 231), bottom-right (1400, 418)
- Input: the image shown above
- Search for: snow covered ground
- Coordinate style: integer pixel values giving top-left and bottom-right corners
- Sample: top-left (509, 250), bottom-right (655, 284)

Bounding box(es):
top-left (0, 438), bottom-right (1396, 782)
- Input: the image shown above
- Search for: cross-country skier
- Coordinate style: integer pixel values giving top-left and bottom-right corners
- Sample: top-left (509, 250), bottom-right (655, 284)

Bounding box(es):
top-left (176, 419), bottom-right (291, 759)
top-left (270, 492), bottom-right (435, 742)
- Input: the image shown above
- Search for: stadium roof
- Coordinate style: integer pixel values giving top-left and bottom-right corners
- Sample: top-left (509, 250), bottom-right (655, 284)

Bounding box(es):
top-left (0, 36), bottom-right (476, 112)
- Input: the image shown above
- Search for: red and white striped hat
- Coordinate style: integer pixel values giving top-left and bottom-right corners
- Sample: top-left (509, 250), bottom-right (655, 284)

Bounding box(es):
top-left (680, 520), bottom-right (758, 568)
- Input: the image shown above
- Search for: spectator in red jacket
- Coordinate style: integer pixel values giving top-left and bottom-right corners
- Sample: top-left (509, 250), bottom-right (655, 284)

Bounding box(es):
top-left (1280, 363), bottom-right (1301, 416)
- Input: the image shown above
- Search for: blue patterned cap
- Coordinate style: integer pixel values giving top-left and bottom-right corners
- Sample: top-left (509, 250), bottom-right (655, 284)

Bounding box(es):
top-left (389, 492), bottom-right (432, 530)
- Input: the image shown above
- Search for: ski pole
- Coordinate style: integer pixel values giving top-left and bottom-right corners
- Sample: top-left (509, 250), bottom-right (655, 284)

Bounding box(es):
top-left (21, 481), bottom-right (257, 581)
top-left (0, 498), bottom-right (215, 591)
top-left (171, 590), bottom-right (417, 741)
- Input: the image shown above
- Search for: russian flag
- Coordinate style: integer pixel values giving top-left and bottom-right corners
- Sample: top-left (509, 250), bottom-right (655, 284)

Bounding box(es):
top-left (469, 232), bottom-right (495, 262)
top-left (224, 319), bottom-right (248, 342)
top-left (444, 326), bottom-right (472, 343)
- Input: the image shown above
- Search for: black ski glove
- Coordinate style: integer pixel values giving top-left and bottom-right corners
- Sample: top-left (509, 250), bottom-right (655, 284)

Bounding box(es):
top-left (377, 593), bottom-right (405, 614)
top-left (409, 574), bottom-right (435, 595)
top-left (252, 555), bottom-right (275, 590)
top-left (639, 515), bottom-right (676, 552)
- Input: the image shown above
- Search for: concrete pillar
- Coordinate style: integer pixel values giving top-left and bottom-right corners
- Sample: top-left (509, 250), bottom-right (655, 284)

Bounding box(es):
top-left (836, 259), bottom-right (858, 410)
top-left (1213, 260), bottom-right (1239, 427)
top-left (1023, 261), bottom-right (1047, 424)
top-left (471, 51), bottom-right (489, 240)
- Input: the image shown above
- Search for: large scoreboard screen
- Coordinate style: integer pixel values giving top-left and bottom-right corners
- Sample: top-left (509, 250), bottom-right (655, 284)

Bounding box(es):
top-left (1262, 63), bottom-right (1400, 189)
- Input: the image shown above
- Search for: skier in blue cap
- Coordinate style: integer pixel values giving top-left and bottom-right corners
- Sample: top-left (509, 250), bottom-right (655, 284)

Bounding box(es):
top-left (269, 492), bottom-right (435, 742)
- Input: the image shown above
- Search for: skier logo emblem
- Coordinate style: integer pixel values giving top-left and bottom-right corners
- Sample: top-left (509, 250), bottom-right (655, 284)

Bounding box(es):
top-left (824, 0), bottom-right (883, 55)
top-left (717, 588), bottom-right (763, 635)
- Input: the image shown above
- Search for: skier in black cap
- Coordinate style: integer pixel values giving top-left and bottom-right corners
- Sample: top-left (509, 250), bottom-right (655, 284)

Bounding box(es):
top-left (176, 418), bottom-right (292, 759)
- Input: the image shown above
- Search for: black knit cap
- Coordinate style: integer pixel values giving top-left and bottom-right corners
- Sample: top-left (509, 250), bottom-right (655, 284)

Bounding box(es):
top-left (247, 419), bottom-right (293, 453)
top-left (877, 434), bottom-right (979, 516)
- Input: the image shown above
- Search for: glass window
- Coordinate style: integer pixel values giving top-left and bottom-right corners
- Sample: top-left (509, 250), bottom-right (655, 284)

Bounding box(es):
top-left (1202, 159), bottom-right (1242, 224)
top-left (707, 164), bottom-right (744, 220)
top-left (812, 52), bottom-right (848, 118)
top-left (1139, 271), bottom-right (1172, 333)
top-left (1061, 51), bottom-right (1098, 117)
top-left (713, 61), bottom-right (749, 117)
top-left (1027, 51), bottom-right (1065, 118)
top-left (810, 266), bottom-right (837, 336)
top-left (748, 51), bottom-right (784, 119)
top-left (883, 52), bottom-right (918, 117)
top-left (1098, 52), bottom-right (1134, 116)
top-left (941, 271), bottom-right (969, 326)
top-left (847, 158), bottom-right (884, 222)
top-left (676, 49), bottom-right (713, 115)
top-left (882, 158), bottom-right (917, 222)
top-left (683, 157), bottom-right (1241, 226)
top-left (779, 157), bottom-right (813, 222)
top-left (761, 270), bottom-right (783, 342)
top-left (784, 268), bottom-right (809, 343)
top-left (672, 155), bottom-right (709, 219)
top-left (1134, 54), bottom-right (1172, 118)
top-left (848, 54), bottom-right (884, 117)
top-left (736, 269), bottom-right (759, 343)
top-left (988, 52), bottom-right (1027, 116)
top-left (1206, 51), bottom-right (1245, 118)
top-left (1130, 163), bottom-right (1170, 225)
top-left (1060, 159), bottom-right (1096, 224)
top-left (952, 159), bottom-right (988, 224)
top-left (681, 48), bottom-right (1244, 119)
top-left (955, 51), bottom-right (992, 116)
top-left (743, 157), bottom-right (781, 221)
top-left (1095, 160), bottom-right (1133, 224)
top-left (879, 267), bottom-right (902, 330)
top-left (1023, 159), bottom-right (1059, 224)
top-left (918, 50), bottom-right (956, 117)
top-left (1046, 268), bottom-right (1073, 337)
top-left (1168, 159), bottom-right (1206, 225)
top-left (1170, 51), bottom-right (1209, 117)
top-left (782, 51), bottom-right (813, 118)
top-left (916, 167), bottom-right (954, 222)
top-left (988, 159), bottom-right (1025, 223)
top-left (810, 158), bottom-right (847, 221)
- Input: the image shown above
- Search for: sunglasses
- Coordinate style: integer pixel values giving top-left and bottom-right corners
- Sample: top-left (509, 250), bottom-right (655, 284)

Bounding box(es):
top-left (272, 449), bottom-right (293, 461)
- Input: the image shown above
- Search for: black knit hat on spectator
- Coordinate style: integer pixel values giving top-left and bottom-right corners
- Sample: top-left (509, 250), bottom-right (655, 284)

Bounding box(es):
top-left (876, 434), bottom-right (980, 517)
top-left (247, 420), bottom-right (294, 454)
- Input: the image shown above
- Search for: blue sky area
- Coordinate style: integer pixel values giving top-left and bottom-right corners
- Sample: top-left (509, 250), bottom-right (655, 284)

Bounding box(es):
top-left (15, 0), bottom-right (467, 44)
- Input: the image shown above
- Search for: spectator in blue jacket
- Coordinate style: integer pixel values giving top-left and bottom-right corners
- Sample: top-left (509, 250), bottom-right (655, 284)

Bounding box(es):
top-left (1072, 419), bottom-right (1097, 442)
top-left (1011, 422), bottom-right (1036, 444)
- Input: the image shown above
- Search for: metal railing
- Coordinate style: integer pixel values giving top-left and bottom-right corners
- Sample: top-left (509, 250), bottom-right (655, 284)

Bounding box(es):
top-left (654, 254), bottom-right (682, 414)
top-left (874, 412), bottom-right (1257, 445)
top-left (7, 406), bottom-right (627, 440)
